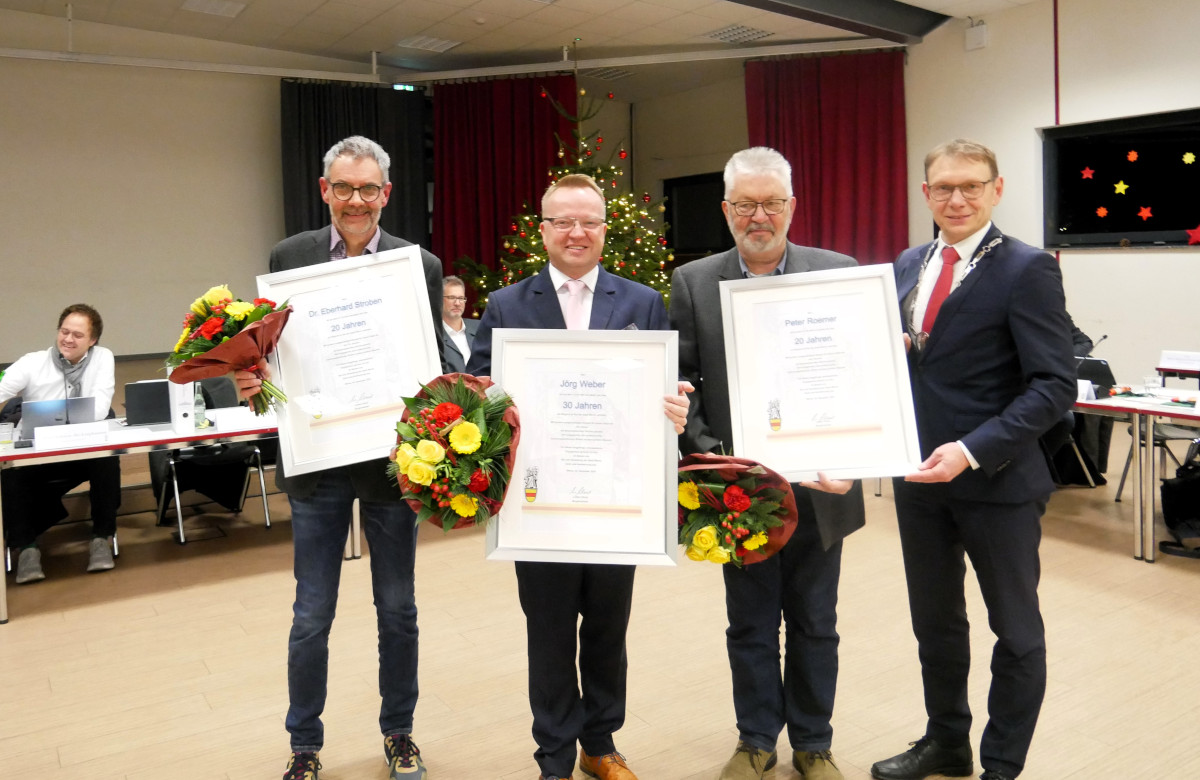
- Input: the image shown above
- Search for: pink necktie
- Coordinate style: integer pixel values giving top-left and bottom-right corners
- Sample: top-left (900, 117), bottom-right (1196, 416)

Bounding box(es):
top-left (563, 279), bottom-right (587, 330)
top-left (921, 245), bottom-right (960, 334)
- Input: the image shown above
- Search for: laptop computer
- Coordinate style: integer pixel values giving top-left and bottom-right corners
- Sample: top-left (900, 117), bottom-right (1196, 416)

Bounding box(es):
top-left (1076, 356), bottom-right (1117, 395)
top-left (124, 380), bottom-right (171, 425)
top-left (18, 397), bottom-right (99, 440)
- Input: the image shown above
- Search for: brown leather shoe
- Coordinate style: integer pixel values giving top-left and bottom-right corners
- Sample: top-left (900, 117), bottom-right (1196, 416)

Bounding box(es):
top-left (579, 750), bottom-right (638, 780)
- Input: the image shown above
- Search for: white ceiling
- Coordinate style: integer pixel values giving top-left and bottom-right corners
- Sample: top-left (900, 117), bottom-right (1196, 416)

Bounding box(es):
top-left (0, 0), bottom-right (1042, 100)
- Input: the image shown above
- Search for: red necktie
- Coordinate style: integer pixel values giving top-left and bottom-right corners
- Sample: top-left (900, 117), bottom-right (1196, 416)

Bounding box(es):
top-left (921, 245), bottom-right (960, 334)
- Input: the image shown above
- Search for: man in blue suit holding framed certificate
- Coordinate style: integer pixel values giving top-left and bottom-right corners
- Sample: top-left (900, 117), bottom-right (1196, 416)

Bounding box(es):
top-left (871, 140), bottom-right (1076, 780)
top-left (467, 173), bottom-right (691, 780)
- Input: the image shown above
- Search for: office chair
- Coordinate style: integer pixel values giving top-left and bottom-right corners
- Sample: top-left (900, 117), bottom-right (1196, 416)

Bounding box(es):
top-left (1114, 422), bottom-right (1196, 502)
top-left (149, 378), bottom-right (272, 544)
top-left (1040, 410), bottom-right (1097, 488)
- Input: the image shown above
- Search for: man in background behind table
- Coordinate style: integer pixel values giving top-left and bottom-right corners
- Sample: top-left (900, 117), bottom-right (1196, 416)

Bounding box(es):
top-left (669, 147), bottom-right (865, 780)
top-left (0, 304), bottom-right (119, 583)
top-left (440, 275), bottom-right (478, 373)
top-left (466, 173), bottom-right (692, 780)
top-left (240, 135), bottom-right (443, 780)
top-left (871, 139), bottom-right (1075, 780)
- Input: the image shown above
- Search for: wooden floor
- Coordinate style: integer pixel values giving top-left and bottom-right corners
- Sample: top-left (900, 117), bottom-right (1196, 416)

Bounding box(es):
top-left (4, 432), bottom-right (1200, 780)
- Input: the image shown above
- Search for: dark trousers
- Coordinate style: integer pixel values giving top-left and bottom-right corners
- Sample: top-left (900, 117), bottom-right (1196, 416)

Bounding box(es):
top-left (515, 560), bottom-right (636, 778)
top-left (722, 488), bottom-right (843, 753)
top-left (1, 457), bottom-right (121, 548)
top-left (893, 481), bottom-right (1047, 778)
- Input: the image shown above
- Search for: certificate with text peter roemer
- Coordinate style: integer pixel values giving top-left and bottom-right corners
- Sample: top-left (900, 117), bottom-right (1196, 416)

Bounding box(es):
top-left (720, 264), bottom-right (921, 482)
top-left (258, 246), bottom-right (442, 476)
top-left (486, 329), bottom-right (678, 566)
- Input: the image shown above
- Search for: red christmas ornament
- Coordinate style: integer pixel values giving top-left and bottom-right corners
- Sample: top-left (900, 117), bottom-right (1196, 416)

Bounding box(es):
top-left (540, 89), bottom-right (547, 98)
top-left (612, 211), bottom-right (620, 218)
top-left (585, 150), bottom-right (593, 157)
top-left (619, 261), bottom-right (625, 267)
top-left (607, 92), bottom-right (614, 99)
top-left (610, 181), bottom-right (617, 188)
top-left (597, 136), bottom-right (603, 144)
top-left (659, 237), bottom-right (667, 246)
top-left (519, 231), bottom-right (526, 238)
top-left (642, 193), bottom-right (651, 203)
top-left (618, 149), bottom-right (628, 159)
top-left (510, 223), bottom-right (518, 231)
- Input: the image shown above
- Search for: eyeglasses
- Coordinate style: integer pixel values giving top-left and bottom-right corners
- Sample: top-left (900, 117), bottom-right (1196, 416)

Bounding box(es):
top-left (927, 180), bottom-right (993, 202)
top-left (443, 295), bottom-right (467, 303)
top-left (543, 216), bottom-right (606, 232)
top-left (330, 182), bottom-right (384, 202)
top-left (726, 199), bottom-right (788, 217)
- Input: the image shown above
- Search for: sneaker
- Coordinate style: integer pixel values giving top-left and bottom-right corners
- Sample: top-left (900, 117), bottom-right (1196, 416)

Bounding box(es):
top-left (384, 733), bottom-right (426, 778)
top-left (15, 547), bottom-right (45, 584)
top-left (282, 751), bottom-right (320, 780)
top-left (794, 749), bottom-right (843, 780)
top-left (719, 740), bottom-right (778, 780)
top-left (86, 537), bottom-right (115, 572)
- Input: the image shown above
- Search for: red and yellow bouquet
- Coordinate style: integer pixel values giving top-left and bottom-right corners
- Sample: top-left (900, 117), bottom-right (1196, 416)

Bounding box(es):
top-left (677, 453), bottom-right (798, 566)
top-left (166, 285), bottom-right (291, 415)
top-left (388, 374), bottom-right (520, 532)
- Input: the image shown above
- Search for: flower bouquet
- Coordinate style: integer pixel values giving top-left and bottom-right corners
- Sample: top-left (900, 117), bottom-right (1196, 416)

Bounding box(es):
top-left (388, 374), bottom-right (520, 532)
top-left (166, 285), bottom-right (291, 415)
top-left (677, 453), bottom-right (798, 566)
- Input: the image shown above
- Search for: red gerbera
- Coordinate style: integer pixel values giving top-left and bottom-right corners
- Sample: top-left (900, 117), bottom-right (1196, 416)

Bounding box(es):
top-left (723, 484), bottom-right (751, 513)
top-left (468, 469), bottom-right (490, 492)
top-left (433, 402), bottom-right (463, 425)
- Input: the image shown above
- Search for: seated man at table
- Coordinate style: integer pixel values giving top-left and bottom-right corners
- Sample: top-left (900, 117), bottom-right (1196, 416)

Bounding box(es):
top-left (0, 304), bottom-right (120, 584)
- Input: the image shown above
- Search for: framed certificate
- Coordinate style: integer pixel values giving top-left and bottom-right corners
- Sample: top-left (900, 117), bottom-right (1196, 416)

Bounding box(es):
top-left (258, 246), bottom-right (441, 476)
top-left (720, 264), bottom-right (920, 481)
top-left (485, 328), bottom-right (679, 566)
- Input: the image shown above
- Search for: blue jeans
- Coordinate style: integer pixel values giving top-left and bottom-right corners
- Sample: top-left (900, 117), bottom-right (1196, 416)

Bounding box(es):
top-left (285, 468), bottom-right (419, 752)
top-left (722, 487), bottom-right (842, 753)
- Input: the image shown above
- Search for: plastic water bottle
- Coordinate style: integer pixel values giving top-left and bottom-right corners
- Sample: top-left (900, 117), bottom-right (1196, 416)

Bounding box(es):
top-left (193, 384), bottom-right (207, 429)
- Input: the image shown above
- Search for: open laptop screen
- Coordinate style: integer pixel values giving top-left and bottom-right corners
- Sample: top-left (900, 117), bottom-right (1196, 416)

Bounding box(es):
top-left (18, 397), bottom-right (98, 439)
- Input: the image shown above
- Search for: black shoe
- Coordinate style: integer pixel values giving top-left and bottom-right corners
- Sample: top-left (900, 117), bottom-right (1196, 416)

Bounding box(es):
top-left (980, 772), bottom-right (1014, 780)
top-left (282, 751), bottom-right (320, 780)
top-left (870, 737), bottom-right (973, 780)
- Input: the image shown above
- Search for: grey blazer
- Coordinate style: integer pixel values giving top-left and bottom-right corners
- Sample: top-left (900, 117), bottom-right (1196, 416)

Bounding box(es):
top-left (440, 318), bottom-right (479, 373)
top-left (268, 226), bottom-right (445, 501)
top-left (669, 242), bottom-right (866, 549)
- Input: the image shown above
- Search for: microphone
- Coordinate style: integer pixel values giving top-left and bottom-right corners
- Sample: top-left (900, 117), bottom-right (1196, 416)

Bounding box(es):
top-left (1087, 334), bottom-right (1108, 356)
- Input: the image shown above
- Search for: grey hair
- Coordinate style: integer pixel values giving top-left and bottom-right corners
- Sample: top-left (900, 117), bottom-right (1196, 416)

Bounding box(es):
top-left (323, 136), bottom-right (391, 184)
top-left (723, 147), bottom-right (793, 198)
top-left (442, 275), bottom-right (465, 289)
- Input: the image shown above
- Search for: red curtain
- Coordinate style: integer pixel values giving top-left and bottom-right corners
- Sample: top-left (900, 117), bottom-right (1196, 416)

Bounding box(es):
top-left (746, 51), bottom-right (908, 264)
top-left (432, 75), bottom-right (577, 276)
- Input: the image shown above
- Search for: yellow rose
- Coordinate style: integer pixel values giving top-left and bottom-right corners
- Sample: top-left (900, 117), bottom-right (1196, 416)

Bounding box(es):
top-left (449, 421), bottom-right (482, 454)
top-left (706, 546), bottom-right (731, 564)
top-left (685, 545), bottom-right (707, 562)
top-left (450, 494), bottom-right (479, 518)
top-left (394, 442), bottom-right (416, 471)
top-left (224, 300), bottom-right (255, 320)
top-left (416, 439), bottom-right (445, 464)
top-left (172, 326), bottom-right (190, 353)
top-left (407, 459), bottom-right (436, 486)
top-left (743, 532), bottom-right (768, 551)
top-left (203, 285), bottom-right (233, 306)
top-left (691, 525), bottom-right (718, 552)
top-left (678, 480), bottom-right (700, 510)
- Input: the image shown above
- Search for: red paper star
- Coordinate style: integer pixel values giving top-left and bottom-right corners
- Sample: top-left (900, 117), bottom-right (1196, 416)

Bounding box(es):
top-left (1187, 224), bottom-right (1200, 245)
top-left (1138, 206), bottom-right (1153, 221)
top-left (1081, 167), bottom-right (1095, 179)
top-left (1096, 206), bottom-right (1108, 218)
top-left (1127, 150), bottom-right (1139, 162)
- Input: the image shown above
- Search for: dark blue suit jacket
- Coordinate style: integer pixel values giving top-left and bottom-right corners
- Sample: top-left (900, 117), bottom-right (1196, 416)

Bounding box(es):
top-left (894, 225), bottom-right (1076, 503)
top-left (466, 266), bottom-right (669, 376)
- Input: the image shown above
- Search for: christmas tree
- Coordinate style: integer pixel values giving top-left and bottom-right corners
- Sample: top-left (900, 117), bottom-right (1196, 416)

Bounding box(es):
top-left (455, 87), bottom-right (675, 308)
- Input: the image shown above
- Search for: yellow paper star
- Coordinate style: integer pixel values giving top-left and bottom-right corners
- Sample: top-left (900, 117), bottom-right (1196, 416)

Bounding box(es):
top-left (1114, 180), bottom-right (1129, 195)
top-left (1185, 152), bottom-right (1197, 164)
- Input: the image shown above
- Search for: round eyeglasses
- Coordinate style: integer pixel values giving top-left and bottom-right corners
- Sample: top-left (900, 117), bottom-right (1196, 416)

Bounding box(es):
top-left (330, 182), bottom-right (384, 202)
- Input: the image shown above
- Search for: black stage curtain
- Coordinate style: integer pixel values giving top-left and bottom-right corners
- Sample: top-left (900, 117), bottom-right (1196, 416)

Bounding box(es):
top-left (280, 79), bottom-right (430, 246)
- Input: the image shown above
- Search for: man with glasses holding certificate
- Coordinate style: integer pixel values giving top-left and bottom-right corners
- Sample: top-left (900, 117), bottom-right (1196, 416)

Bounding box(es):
top-left (871, 140), bottom-right (1075, 780)
top-left (467, 173), bottom-right (691, 780)
top-left (670, 147), bottom-right (865, 780)
top-left (243, 135), bottom-right (443, 780)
